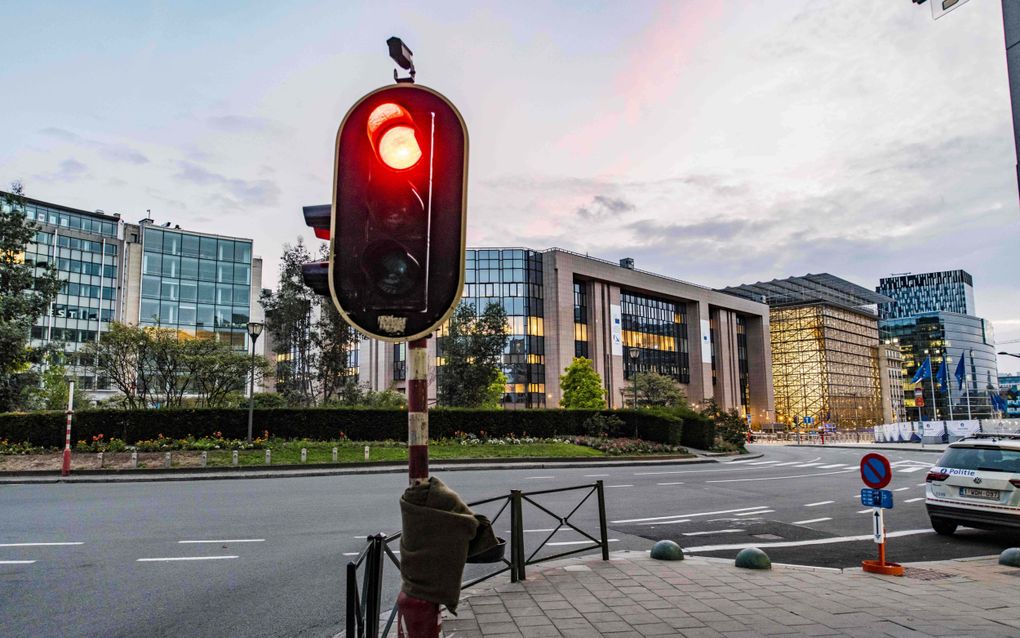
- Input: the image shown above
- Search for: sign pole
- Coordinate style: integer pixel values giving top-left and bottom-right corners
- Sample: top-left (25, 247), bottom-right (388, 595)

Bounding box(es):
top-left (859, 453), bottom-right (903, 577)
top-left (407, 337), bottom-right (429, 486)
top-left (60, 380), bottom-right (75, 477)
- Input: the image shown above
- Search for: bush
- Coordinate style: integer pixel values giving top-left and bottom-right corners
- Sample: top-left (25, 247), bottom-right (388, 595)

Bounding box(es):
top-left (0, 407), bottom-right (715, 449)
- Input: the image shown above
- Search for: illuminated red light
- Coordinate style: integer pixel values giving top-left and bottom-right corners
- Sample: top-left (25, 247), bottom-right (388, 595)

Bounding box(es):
top-left (367, 103), bottom-right (422, 170)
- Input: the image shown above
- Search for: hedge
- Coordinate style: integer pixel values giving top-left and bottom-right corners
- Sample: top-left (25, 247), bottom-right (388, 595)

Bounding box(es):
top-left (0, 407), bottom-right (716, 451)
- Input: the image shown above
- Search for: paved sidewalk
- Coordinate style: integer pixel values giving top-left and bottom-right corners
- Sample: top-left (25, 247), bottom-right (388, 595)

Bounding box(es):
top-left (442, 551), bottom-right (1020, 637)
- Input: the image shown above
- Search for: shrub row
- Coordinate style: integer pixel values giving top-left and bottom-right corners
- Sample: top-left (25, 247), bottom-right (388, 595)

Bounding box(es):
top-left (0, 407), bottom-right (715, 450)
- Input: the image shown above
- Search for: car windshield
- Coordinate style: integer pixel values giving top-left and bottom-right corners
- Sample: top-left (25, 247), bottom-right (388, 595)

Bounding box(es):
top-left (936, 446), bottom-right (1020, 473)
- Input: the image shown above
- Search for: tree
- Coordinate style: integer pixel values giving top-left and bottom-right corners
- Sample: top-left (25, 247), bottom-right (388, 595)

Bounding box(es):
top-left (312, 244), bottom-right (361, 405)
top-left (0, 183), bottom-right (62, 411)
top-left (437, 302), bottom-right (510, 407)
top-left (25, 354), bottom-right (90, 410)
top-left (631, 371), bottom-right (687, 407)
top-left (82, 322), bottom-right (149, 409)
top-left (260, 240), bottom-right (318, 406)
top-left (188, 338), bottom-right (272, 407)
top-left (480, 370), bottom-right (508, 409)
top-left (560, 357), bottom-right (606, 409)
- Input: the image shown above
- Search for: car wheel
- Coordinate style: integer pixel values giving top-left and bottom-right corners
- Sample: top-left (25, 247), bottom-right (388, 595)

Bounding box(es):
top-left (931, 518), bottom-right (958, 536)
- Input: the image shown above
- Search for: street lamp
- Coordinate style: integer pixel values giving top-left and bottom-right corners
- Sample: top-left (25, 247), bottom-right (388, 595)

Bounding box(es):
top-left (246, 321), bottom-right (264, 443)
top-left (628, 347), bottom-right (640, 409)
top-left (998, 351), bottom-right (1020, 360)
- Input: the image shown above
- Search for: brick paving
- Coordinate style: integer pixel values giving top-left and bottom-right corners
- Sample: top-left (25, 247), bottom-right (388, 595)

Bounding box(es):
top-left (441, 551), bottom-right (1020, 637)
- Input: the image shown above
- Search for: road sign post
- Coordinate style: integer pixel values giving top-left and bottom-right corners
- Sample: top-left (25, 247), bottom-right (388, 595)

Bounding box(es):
top-left (60, 380), bottom-right (75, 477)
top-left (859, 453), bottom-right (903, 576)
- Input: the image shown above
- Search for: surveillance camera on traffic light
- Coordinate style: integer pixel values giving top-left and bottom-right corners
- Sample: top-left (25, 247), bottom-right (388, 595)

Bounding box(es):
top-left (327, 84), bottom-right (468, 341)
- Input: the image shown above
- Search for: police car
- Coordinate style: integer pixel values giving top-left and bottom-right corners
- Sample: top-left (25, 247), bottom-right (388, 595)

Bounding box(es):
top-left (925, 433), bottom-right (1020, 535)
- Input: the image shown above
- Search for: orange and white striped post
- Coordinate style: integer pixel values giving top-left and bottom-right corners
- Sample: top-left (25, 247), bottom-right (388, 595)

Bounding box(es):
top-left (60, 380), bottom-right (75, 477)
top-left (406, 337), bottom-right (430, 485)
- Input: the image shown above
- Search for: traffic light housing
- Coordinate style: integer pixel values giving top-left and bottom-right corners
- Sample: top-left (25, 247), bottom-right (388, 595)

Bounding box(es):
top-left (329, 84), bottom-right (468, 341)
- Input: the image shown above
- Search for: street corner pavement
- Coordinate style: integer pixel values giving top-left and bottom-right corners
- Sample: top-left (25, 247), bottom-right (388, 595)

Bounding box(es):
top-left (442, 550), bottom-right (1020, 637)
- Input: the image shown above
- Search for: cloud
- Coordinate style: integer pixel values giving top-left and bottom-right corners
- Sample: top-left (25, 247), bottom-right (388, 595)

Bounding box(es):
top-left (35, 158), bottom-right (89, 183)
top-left (576, 195), bottom-right (635, 220)
top-left (173, 161), bottom-right (281, 208)
top-left (38, 127), bottom-right (149, 165)
top-left (207, 115), bottom-right (289, 136)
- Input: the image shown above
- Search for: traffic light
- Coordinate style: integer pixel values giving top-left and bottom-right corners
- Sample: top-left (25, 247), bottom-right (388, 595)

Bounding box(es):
top-left (301, 204), bottom-right (331, 297)
top-left (329, 84), bottom-right (468, 341)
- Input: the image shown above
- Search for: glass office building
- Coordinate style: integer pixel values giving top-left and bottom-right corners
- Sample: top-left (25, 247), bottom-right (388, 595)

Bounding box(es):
top-left (620, 291), bottom-right (690, 384)
top-left (999, 373), bottom-right (1020, 418)
top-left (878, 270), bottom-right (975, 321)
top-left (136, 225), bottom-right (255, 349)
top-left (880, 312), bottom-right (998, 419)
top-left (13, 195), bottom-right (122, 391)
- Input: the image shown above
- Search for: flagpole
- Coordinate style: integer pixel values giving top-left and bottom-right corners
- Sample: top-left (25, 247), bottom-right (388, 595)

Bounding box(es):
top-left (927, 355), bottom-right (938, 422)
top-left (944, 352), bottom-right (955, 421)
top-left (964, 350), bottom-right (972, 420)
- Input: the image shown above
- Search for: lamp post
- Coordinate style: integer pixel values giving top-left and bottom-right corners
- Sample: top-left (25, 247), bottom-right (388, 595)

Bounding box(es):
top-left (246, 321), bottom-right (264, 443)
top-left (999, 351), bottom-right (1020, 360)
top-left (628, 347), bottom-right (640, 409)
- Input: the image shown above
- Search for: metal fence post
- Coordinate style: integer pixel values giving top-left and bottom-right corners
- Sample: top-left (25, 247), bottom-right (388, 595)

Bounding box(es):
top-left (366, 534), bottom-right (385, 638)
top-left (346, 561), bottom-right (359, 638)
top-left (596, 480), bottom-right (610, 561)
top-left (511, 490), bottom-right (525, 581)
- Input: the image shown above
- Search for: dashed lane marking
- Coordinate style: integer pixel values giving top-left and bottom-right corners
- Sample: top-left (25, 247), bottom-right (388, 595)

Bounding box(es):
top-left (804, 500), bottom-right (834, 507)
top-left (817, 464), bottom-right (846, 469)
top-left (735, 509), bottom-right (774, 516)
top-left (747, 461), bottom-right (780, 465)
top-left (905, 497), bottom-right (925, 503)
top-left (656, 481), bottom-right (684, 486)
top-left (524, 476), bottom-right (555, 479)
top-left (899, 467), bottom-right (926, 473)
top-left (894, 487), bottom-right (910, 492)
top-left (137, 556), bottom-right (238, 562)
top-left (772, 462), bottom-right (800, 467)
top-left (607, 484), bottom-right (633, 488)
top-left (856, 509), bottom-right (872, 514)
top-left (178, 539), bottom-right (264, 544)
top-left (584, 474), bottom-right (610, 477)
top-left (0, 560), bottom-right (36, 565)
top-left (793, 517), bottom-right (832, 525)
top-left (706, 469), bottom-right (855, 483)
top-left (793, 463), bottom-right (823, 468)
top-left (0, 542), bottom-right (83, 547)
top-left (612, 506), bottom-right (772, 524)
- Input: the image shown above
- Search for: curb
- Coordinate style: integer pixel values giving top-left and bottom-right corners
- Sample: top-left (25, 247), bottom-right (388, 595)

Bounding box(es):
top-left (0, 453), bottom-right (755, 484)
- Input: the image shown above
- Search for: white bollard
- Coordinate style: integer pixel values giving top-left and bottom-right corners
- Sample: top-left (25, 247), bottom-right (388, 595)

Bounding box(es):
top-left (97, 452), bottom-right (104, 468)
top-left (232, 450), bottom-right (239, 466)
top-left (301, 448), bottom-right (307, 463)
top-left (364, 445), bottom-right (370, 461)
top-left (131, 451), bottom-right (138, 468)
top-left (164, 452), bottom-right (171, 468)
top-left (332, 447), bottom-right (338, 463)
top-left (200, 451), bottom-right (208, 467)
top-left (265, 449), bottom-right (271, 465)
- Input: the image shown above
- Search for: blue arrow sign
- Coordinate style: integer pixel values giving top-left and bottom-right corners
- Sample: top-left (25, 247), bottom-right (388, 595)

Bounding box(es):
top-left (860, 488), bottom-right (894, 509)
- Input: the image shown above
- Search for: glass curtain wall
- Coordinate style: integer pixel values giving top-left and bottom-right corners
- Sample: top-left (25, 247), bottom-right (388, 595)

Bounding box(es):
top-left (455, 249), bottom-right (545, 407)
top-left (621, 291), bottom-right (689, 383)
top-left (140, 227), bottom-right (252, 350)
top-left (573, 280), bottom-right (589, 359)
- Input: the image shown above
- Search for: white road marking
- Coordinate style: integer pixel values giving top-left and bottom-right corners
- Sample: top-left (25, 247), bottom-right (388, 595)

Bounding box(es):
top-left (137, 556), bottom-right (239, 562)
top-left (683, 529), bottom-right (933, 553)
top-left (682, 529), bottom-right (741, 536)
top-left (905, 497), bottom-right (925, 503)
top-left (817, 464), bottom-right (846, 469)
top-left (735, 509), bottom-right (774, 516)
top-left (584, 474), bottom-right (609, 477)
top-left (0, 542), bottom-right (83, 547)
top-left (793, 462), bottom-right (823, 468)
top-left (606, 484), bottom-right (633, 488)
top-left (656, 481), bottom-right (684, 486)
top-left (917, 483), bottom-right (927, 487)
top-left (0, 560), bottom-right (36, 565)
top-left (804, 500), bottom-right (834, 507)
top-left (343, 552), bottom-right (358, 556)
top-left (525, 476), bottom-right (555, 479)
top-left (857, 509), bottom-right (873, 514)
top-left (747, 461), bottom-right (780, 465)
top-left (612, 506), bottom-right (771, 524)
top-left (900, 467), bottom-right (925, 473)
top-left (725, 459), bottom-right (755, 464)
top-left (706, 469), bottom-right (855, 484)
top-left (547, 539), bottom-right (618, 547)
top-left (793, 517), bottom-right (832, 525)
top-left (178, 539), bottom-right (264, 544)
top-left (894, 487), bottom-right (910, 492)
top-left (641, 519), bottom-right (691, 526)
top-left (772, 462), bottom-right (800, 467)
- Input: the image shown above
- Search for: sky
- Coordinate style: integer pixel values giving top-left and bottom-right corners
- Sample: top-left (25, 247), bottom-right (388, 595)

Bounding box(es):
top-left (3, 0), bottom-right (1019, 370)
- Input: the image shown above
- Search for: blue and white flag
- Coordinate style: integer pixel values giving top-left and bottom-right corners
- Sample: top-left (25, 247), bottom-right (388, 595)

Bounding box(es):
top-left (954, 350), bottom-right (966, 391)
top-left (991, 392), bottom-right (1009, 413)
top-left (911, 356), bottom-right (932, 385)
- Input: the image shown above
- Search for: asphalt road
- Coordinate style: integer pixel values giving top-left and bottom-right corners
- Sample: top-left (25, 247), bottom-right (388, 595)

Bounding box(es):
top-left (3, 444), bottom-right (1019, 638)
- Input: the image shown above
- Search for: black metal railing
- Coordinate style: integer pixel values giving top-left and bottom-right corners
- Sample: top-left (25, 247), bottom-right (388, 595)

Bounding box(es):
top-left (344, 480), bottom-right (609, 638)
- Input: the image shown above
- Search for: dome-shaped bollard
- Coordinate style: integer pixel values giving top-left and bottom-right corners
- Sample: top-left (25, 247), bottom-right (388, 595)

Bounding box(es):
top-left (650, 540), bottom-right (684, 561)
top-left (735, 547), bottom-right (771, 570)
top-left (999, 548), bottom-right (1020, 567)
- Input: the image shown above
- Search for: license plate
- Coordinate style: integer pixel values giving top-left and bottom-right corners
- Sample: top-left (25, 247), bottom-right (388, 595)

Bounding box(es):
top-left (960, 487), bottom-right (999, 500)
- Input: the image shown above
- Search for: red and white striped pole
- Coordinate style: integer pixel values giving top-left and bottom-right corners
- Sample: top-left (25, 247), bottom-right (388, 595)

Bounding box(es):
top-left (407, 337), bottom-right (430, 485)
top-left (398, 336), bottom-right (441, 638)
top-left (60, 380), bottom-right (75, 477)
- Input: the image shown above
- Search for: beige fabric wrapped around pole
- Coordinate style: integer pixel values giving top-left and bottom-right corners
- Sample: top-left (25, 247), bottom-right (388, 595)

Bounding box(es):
top-left (399, 477), bottom-right (498, 613)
